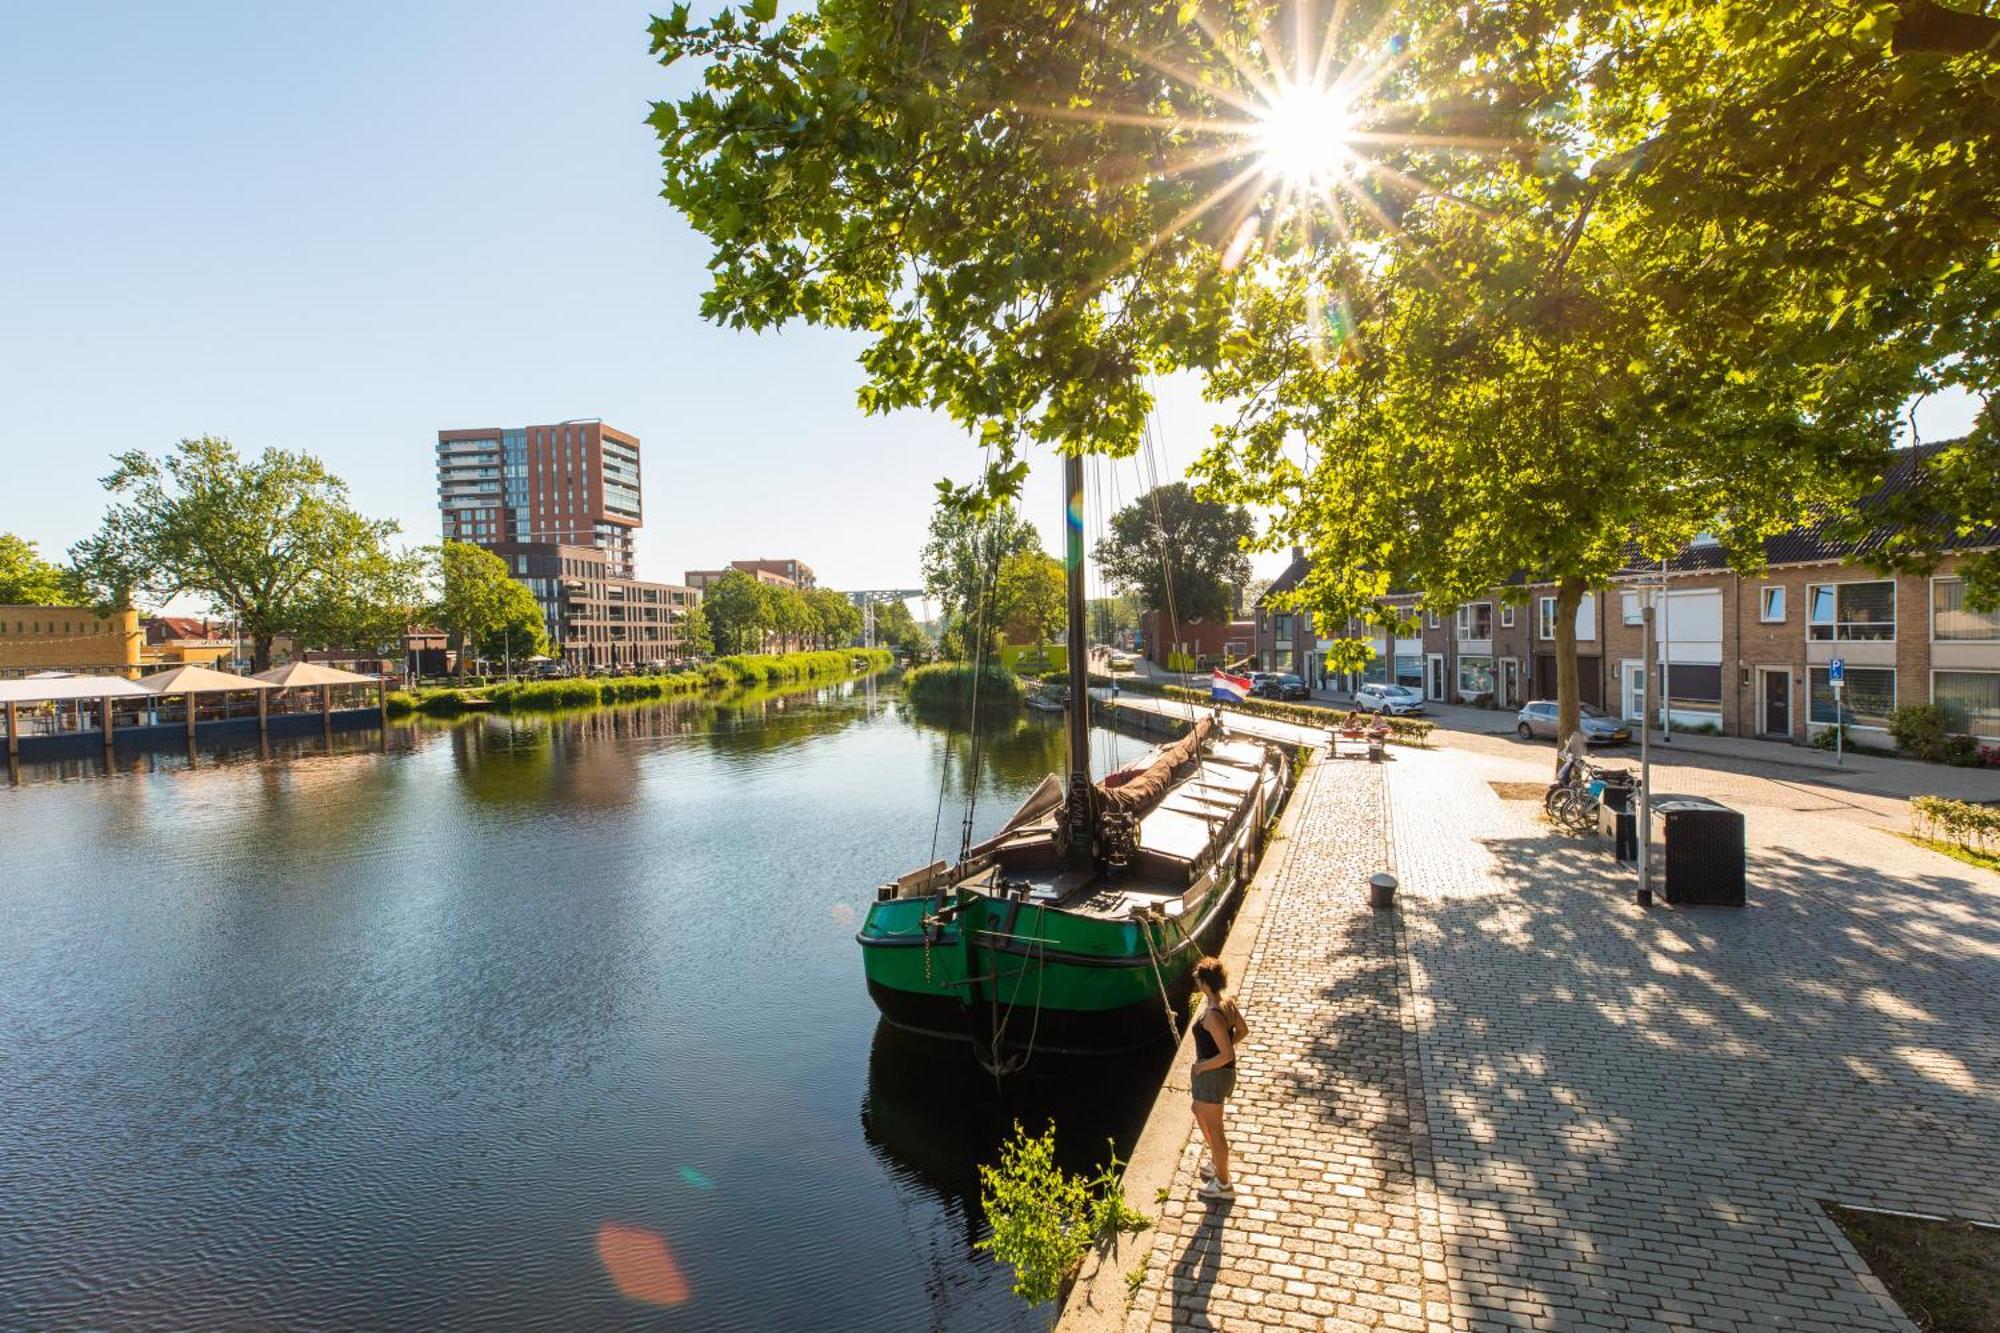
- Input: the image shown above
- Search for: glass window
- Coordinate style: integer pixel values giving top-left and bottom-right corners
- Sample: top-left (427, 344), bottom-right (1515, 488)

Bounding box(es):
top-left (1933, 577), bottom-right (2000, 641)
top-left (1457, 654), bottom-right (1496, 698)
top-left (1537, 597), bottom-right (1556, 641)
top-left (1621, 592), bottom-right (1642, 626)
top-left (1395, 655), bottom-right (1423, 689)
top-left (1760, 586), bottom-right (1785, 623)
top-left (1807, 580), bottom-right (1895, 641)
top-left (1934, 671), bottom-right (2000, 740)
top-left (1457, 603), bottom-right (1492, 640)
top-left (1426, 610), bottom-right (1440, 629)
top-left (1500, 603), bottom-right (1515, 628)
top-left (1809, 666), bottom-right (1895, 729)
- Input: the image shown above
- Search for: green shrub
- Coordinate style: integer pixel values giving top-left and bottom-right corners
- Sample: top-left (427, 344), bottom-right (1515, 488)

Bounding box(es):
top-left (1910, 795), bottom-right (2000, 853)
top-left (976, 1122), bottom-right (1151, 1311)
top-left (1810, 723), bottom-right (1848, 751)
top-left (906, 662), bottom-right (1026, 712)
top-left (384, 690), bottom-right (418, 717)
top-left (1889, 704), bottom-right (1952, 762)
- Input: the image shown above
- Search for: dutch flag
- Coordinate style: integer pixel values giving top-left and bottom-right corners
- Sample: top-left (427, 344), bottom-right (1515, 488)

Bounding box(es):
top-left (1211, 669), bottom-right (1253, 703)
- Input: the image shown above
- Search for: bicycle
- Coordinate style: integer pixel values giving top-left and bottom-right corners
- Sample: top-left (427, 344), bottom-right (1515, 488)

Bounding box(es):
top-left (1544, 758), bottom-right (1635, 833)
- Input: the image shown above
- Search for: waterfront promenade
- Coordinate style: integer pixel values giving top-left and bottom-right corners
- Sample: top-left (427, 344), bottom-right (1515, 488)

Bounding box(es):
top-left (1065, 730), bottom-right (2000, 1331)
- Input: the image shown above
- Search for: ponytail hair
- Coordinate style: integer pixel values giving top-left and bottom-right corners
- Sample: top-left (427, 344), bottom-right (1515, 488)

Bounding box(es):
top-left (1193, 955), bottom-right (1228, 996)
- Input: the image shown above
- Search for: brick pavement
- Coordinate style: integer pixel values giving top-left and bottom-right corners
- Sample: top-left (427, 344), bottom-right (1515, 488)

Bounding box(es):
top-left (1121, 757), bottom-right (1451, 1333)
top-left (1104, 732), bottom-right (1997, 1332)
top-left (1388, 742), bottom-right (2000, 1332)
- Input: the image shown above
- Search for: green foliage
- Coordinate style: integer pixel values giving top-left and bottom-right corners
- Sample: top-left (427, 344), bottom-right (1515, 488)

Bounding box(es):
top-left (975, 1122), bottom-right (1151, 1311)
top-left (1910, 795), bottom-right (2000, 856)
top-left (905, 662), bottom-right (1026, 714)
top-left (69, 436), bottom-right (403, 669)
top-left (396, 650), bottom-right (893, 716)
top-left (1811, 723), bottom-right (1851, 752)
top-left (651, 0), bottom-right (1999, 761)
top-left (434, 541), bottom-right (549, 674)
top-left (995, 551), bottom-right (1066, 645)
top-left (921, 502), bottom-right (1045, 656)
top-left (293, 542), bottom-right (433, 657)
top-left (1087, 594), bottom-right (1139, 645)
top-left (1096, 483), bottom-right (1253, 623)
top-left (1889, 704), bottom-right (1952, 762)
top-left (679, 598), bottom-right (715, 657)
top-left (0, 533), bottom-right (85, 606)
top-left (701, 569), bottom-right (770, 654)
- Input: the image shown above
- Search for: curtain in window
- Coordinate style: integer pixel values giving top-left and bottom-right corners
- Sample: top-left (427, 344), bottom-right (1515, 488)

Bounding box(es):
top-left (1934, 579), bottom-right (2000, 642)
top-left (1934, 671), bottom-right (2000, 740)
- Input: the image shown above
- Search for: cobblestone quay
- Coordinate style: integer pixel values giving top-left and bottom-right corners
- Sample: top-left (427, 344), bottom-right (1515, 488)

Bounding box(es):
top-left (1096, 735), bottom-right (1999, 1332)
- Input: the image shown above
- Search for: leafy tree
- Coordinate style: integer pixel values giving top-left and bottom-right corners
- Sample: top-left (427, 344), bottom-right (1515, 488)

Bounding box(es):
top-left (0, 533), bottom-right (84, 605)
top-left (870, 596), bottom-right (931, 659)
top-left (994, 550), bottom-right (1066, 645)
top-left (702, 568), bottom-right (768, 654)
top-left (678, 599), bottom-right (715, 658)
top-left (293, 544), bottom-right (433, 657)
top-left (651, 0), bottom-right (1997, 741)
top-left (1097, 483), bottom-right (1252, 625)
top-left (806, 586), bottom-right (861, 648)
top-left (1087, 593), bottom-right (1139, 646)
top-left (70, 436), bottom-right (403, 671)
top-left (434, 541), bottom-right (549, 675)
top-left (920, 502), bottom-right (1043, 657)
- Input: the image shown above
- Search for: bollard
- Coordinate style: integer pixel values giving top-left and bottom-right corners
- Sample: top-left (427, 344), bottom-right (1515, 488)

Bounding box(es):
top-left (1368, 872), bottom-right (1398, 910)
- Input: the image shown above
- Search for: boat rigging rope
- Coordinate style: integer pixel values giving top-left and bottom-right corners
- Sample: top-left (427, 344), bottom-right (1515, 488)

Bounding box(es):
top-left (980, 903), bottom-right (1049, 1082)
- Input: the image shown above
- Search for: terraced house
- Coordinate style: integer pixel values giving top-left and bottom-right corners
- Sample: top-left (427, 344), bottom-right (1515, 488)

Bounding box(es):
top-left (1256, 450), bottom-right (1999, 748)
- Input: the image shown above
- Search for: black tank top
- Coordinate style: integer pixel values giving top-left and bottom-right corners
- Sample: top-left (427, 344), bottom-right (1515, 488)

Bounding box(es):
top-left (1194, 1004), bottom-right (1230, 1064)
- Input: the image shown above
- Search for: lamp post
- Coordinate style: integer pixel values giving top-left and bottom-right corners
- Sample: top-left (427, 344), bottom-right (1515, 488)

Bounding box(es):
top-left (1637, 587), bottom-right (1657, 907)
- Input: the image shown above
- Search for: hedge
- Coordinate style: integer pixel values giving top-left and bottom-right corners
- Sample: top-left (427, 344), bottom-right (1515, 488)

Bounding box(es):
top-left (1910, 795), bottom-right (2000, 854)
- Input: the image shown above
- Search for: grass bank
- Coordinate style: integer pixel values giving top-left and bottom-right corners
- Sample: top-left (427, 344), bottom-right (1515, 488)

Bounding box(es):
top-left (388, 649), bottom-right (893, 717)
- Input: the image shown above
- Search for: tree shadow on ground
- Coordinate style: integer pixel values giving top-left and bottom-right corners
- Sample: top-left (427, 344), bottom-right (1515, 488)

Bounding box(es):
top-left (1399, 816), bottom-right (2000, 1329)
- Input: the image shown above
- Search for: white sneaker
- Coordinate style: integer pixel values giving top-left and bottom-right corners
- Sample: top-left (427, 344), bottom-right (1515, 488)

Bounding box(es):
top-left (1198, 1178), bottom-right (1235, 1201)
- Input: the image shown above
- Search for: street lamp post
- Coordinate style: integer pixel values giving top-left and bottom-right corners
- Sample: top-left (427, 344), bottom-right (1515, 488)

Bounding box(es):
top-left (1637, 592), bottom-right (1656, 907)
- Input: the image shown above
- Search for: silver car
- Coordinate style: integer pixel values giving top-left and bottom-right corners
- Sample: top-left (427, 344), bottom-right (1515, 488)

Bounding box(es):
top-left (1515, 700), bottom-right (1632, 744)
top-left (1356, 683), bottom-right (1426, 716)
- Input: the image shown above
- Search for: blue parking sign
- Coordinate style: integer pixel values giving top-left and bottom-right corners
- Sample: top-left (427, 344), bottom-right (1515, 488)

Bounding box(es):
top-left (1829, 657), bottom-right (1845, 685)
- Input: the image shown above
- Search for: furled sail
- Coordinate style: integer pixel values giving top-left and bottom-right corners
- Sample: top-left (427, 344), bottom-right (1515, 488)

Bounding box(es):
top-left (1095, 716), bottom-right (1216, 814)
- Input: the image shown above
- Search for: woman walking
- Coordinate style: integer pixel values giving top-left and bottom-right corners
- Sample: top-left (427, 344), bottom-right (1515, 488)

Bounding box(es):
top-left (1189, 955), bottom-right (1247, 1201)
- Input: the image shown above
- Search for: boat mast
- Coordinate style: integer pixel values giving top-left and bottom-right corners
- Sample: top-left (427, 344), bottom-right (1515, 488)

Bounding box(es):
top-left (1062, 450), bottom-right (1095, 864)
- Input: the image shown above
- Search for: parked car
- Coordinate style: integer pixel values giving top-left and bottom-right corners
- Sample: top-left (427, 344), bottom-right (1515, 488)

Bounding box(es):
top-left (1515, 700), bottom-right (1632, 745)
top-left (1356, 683), bottom-right (1426, 716)
top-left (1255, 673), bottom-right (1310, 701)
top-left (1106, 651), bottom-right (1138, 672)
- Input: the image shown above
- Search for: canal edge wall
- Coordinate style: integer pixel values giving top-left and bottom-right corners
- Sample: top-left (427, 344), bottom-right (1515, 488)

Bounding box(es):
top-left (1056, 742), bottom-right (1323, 1331)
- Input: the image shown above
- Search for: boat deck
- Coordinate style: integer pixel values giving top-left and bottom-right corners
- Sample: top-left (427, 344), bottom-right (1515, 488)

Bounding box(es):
top-left (965, 736), bottom-right (1273, 921)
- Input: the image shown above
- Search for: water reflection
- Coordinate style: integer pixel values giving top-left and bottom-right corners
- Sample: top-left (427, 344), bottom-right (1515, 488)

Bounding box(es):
top-left (0, 674), bottom-right (1160, 1332)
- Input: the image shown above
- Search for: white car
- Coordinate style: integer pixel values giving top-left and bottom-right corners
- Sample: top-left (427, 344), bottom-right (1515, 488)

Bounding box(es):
top-left (1356, 683), bottom-right (1426, 716)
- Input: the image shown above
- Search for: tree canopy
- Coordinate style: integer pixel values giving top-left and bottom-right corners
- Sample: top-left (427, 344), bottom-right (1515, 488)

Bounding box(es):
top-left (1096, 482), bottom-right (1252, 623)
top-left (0, 533), bottom-right (84, 606)
top-left (995, 550), bottom-right (1066, 644)
top-left (652, 0), bottom-right (1999, 737)
top-left (919, 501), bottom-right (1044, 641)
top-left (70, 437), bottom-right (405, 671)
top-left (701, 569), bottom-right (769, 654)
top-left (434, 541), bottom-right (550, 673)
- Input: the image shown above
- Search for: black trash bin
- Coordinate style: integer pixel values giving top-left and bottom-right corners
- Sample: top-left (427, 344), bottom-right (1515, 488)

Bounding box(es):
top-left (1649, 795), bottom-right (1746, 905)
top-left (1598, 799), bottom-right (1638, 862)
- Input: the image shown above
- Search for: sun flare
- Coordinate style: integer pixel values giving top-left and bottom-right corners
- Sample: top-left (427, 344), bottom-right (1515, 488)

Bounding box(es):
top-left (1254, 84), bottom-right (1354, 188)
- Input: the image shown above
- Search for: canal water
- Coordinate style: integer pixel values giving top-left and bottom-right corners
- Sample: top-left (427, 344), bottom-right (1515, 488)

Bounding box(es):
top-left (0, 676), bottom-right (1179, 1331)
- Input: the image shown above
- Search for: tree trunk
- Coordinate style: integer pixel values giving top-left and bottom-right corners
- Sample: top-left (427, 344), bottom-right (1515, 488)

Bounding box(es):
top-left (253, 634), bottom-right (274, 674)
top-left (1553, 577), bottom-right (1584, 749)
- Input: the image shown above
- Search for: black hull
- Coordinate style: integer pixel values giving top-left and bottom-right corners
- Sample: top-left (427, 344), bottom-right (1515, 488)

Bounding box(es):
top-left (865, 980), bottom-right (1192, 1058)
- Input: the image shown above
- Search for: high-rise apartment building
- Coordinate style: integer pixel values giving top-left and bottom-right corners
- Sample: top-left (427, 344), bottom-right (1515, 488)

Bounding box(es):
top-left (437, 420), bottom-right (642, 578)
top-left (437, 420), bottom-right (697, 670)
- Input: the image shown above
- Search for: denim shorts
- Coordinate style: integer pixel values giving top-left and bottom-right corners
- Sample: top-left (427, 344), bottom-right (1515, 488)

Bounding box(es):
top-left (1191, 1063), bottom-right (1237, 1105)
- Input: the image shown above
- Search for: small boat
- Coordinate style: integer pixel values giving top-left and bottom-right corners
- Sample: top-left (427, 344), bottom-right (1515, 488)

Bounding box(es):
top-left (857, 456), bottom-right (1290, 1067)
top-left (1024, 682), bottom-right (1068, 714)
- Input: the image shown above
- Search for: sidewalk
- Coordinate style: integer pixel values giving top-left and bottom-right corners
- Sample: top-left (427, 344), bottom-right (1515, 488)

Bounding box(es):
top-left (1062, 720), bottom-right (1997, 1332)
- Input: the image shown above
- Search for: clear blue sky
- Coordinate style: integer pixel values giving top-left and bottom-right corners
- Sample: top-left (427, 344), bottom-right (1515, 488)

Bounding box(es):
top-left (0, 3), bottom-right (1976, 607)
top-left (0, 0), bottom-right (1232, 602)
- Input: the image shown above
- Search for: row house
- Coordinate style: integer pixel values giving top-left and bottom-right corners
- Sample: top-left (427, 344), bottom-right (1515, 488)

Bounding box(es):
top-left (1250, 452), bottom-right (1997, 746)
